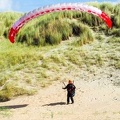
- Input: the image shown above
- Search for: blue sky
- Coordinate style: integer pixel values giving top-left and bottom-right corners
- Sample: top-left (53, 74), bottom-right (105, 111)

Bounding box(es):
top-left (0, 0), bottom-right (119, 12)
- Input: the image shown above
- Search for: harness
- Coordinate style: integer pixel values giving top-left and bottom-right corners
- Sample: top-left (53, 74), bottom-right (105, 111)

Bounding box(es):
top-left (68, 84), bottom-right (75, 97)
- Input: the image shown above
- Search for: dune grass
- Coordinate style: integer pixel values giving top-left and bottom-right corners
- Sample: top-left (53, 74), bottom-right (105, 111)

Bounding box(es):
top-left (0, 107), bottom-right (11, 117)
top-left (0, 3), bottom-right (119, 46)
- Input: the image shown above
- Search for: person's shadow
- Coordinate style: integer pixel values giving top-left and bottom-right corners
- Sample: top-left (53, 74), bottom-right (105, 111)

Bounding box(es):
top-left (42, 102), bottom-right (66, 106)
top-left (0, 104), bottom-right (28, 109)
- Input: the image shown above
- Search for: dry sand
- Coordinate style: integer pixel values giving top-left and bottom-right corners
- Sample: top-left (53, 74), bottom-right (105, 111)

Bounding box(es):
top-left (0, 67), bottom-right (120, 120)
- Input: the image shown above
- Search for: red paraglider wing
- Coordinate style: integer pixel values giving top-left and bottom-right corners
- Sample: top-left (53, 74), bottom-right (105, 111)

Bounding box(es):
top-left (9, 3), bottom-right (112, 43)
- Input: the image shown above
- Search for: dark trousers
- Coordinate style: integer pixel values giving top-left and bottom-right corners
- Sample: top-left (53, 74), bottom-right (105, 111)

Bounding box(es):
top-left (67, 93), bottom-right (74, 104)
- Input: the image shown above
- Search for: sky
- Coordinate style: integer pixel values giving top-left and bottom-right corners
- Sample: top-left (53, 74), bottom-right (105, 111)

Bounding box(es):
top-left (0, 0), bottom-right (120, 12)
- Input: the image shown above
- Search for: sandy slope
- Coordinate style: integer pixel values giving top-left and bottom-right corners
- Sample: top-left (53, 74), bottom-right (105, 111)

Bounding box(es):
top-left (0, 67), bottom-right (120, 120)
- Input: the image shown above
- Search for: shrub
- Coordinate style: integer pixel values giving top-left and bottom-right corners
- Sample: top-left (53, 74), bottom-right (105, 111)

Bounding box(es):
top-left (71, 22), bottom-right (95, 46)
top-left (45, 31), bottom-right (62, 45)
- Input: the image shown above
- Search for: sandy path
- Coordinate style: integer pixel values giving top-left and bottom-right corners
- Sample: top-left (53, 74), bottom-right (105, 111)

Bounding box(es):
top-left (0, 69), bottom-right (120, 120)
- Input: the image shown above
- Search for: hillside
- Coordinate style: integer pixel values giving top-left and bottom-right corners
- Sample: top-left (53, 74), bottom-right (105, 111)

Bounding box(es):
top-left (0, 2), bottom-right (120, 120)
top-left (0, 36), bottom-right (120, 120)
top-left (0, 1), bottom-right (120, 101)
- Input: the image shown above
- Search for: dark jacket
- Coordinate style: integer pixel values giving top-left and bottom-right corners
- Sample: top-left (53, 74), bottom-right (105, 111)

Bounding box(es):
top-left (63, 83), bottom-right (76, 96)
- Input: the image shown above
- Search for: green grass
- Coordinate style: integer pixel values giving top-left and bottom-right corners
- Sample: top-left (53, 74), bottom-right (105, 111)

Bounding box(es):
top-left (0, 40), bottom-right (43, 70)
top-left (0, 107), bottom-right (12, 117)
top-left (0, 80), bottom-right (36, 102)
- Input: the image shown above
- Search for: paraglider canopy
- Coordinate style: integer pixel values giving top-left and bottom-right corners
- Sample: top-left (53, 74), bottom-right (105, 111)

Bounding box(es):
top-left (8, 3), bottom-right (112, 43)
